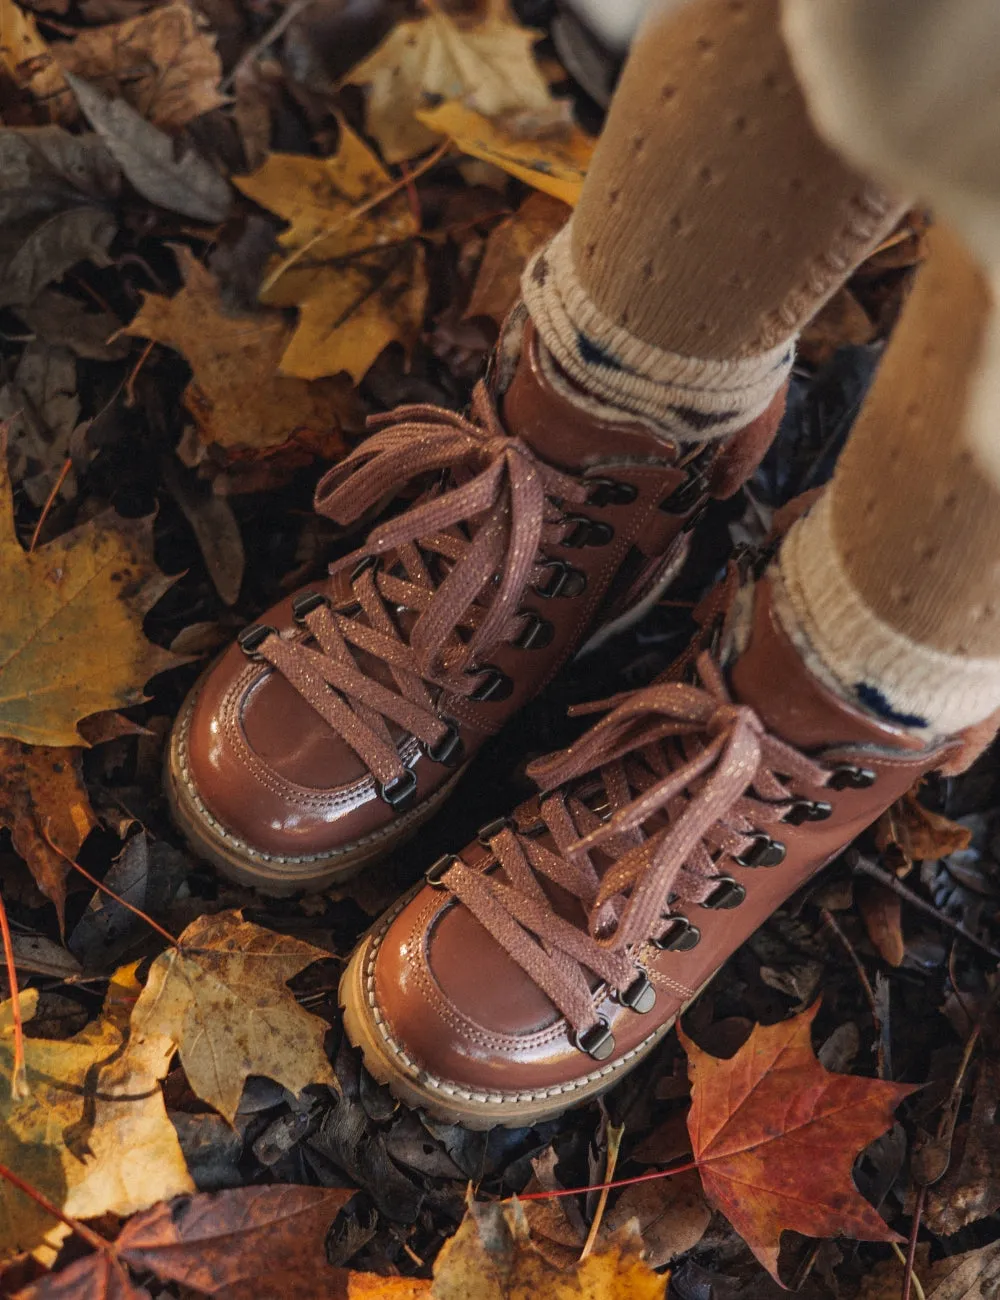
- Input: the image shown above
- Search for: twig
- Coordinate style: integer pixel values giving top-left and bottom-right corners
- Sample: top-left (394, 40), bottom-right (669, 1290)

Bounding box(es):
top-left (518, 1158), bottom-right (699, 1202)
top-left (580, 1122), bottom-right (624, 1260)
top-left (821, 907), bottom-right (886, 1077)
top-left (0, 891), bottom-right (29, 1100)
top-left (0, 1159), bottom-right (110, 1255)
top-left (260, 137), bottom-right (453, 294)
top-left (399, 160), bottom-right (423, 230)
top-left (901, 1187), bottom-right (927, 1300)
top-left (124, 338), bottom-right (155, 408)
top-left (891, 1243), bottom-right (925, 1300)
top-left (222, 0), bottom-right (315, 94)
top-left (850, 851), bottom-right (1000, 963)
top-left (41, 824), bottom-right (180, 949)
top-left (29, 458), bottom-right (72, 554)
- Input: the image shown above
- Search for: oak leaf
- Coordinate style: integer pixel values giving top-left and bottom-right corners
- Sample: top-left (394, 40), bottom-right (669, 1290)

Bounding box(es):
top-left (124, 246), bottom-right (357, 454)
top-left (344, 0), bottom-right (556, 164)
top-left (0, 739), bottom-right (96, 918)
top-left (55, 1), bottom-right (225, 130)
top-left (680, 1001), bottom-right (915, 1282)
top-left (0, 966), bottom-right (192, 1264)
top-left (0, 452), bottom-right (182, 749)
top-left (417, 101), bottom-right (593, 206)
top-left (431, 1198), bottom-right (665, 1300)
top-left (129, 909), bottom-right (337, 1123)
top-left (467, 191), bottom-right (571, 326)
top-left (236, 125), bottom-right (427, 382)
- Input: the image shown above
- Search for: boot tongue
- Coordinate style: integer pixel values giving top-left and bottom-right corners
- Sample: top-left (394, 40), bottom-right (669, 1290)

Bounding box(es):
top-left (499, 319), bottom-right (680, 471)
top-left (729, 576), bottom-right (927, 754)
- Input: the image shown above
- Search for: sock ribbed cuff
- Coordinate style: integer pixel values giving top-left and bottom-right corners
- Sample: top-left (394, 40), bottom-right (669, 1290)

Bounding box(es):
top-left (521, 224), bottom-right (796, 442)
top-left (775, 492), bottom-right (1000, 738)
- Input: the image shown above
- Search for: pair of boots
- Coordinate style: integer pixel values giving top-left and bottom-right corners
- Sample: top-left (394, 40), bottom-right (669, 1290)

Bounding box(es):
top-left (166, 315), bottom-right (967, 1129)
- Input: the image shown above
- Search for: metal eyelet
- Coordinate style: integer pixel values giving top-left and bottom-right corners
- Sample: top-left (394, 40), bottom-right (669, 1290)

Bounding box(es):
top-left (828, 764), bottom-right (877, 790)
top-left (513, 610), bottom-right (554, 650)
top-left (351, 555), bottom-right (382, 582)
top-left (702, 877), bottom-right (747, 909)
top-left (238, 624), bottom-right (277, 659)
top-left (291, 591), bottom-right (330, 623)
top-left (379, 768), bottom-right (418, 811)
top-left (734, 834), bottom-right (786, 868)
top-left (573, 1018), bottom-right (615, 1061)
top-left (783, 799), bottom-right (834, 825)
top-left (425, 853), bottom-right (460, 888)
top-left (478, 816), bottom-right (516, 845)
top-left (533, 559), bottom-right (587, 599)
top-left (561, 515), bottom-right (616, 548)
top-left (517, 817), bottom-right (548, 838)
top-left (422, 721), bottom-right (464, 768)
top-left (467, 664), bottom-right (513, 703)
top-left (586, 477), bottom-right (638, 507)
top-left (653, 917), bottom-right (701, 951)
top-left (614, 971), bottom-right (656, 1014)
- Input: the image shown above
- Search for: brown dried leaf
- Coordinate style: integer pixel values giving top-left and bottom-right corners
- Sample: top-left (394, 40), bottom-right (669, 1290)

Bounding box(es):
top-left (467, 191), bottom-right (569, 325)
top-left (798, 286), bottom-right (874, 369)
top-left (856, 879), bottom-right (906, 967)
top-left (129, 909), bottom-right (337, 1123)
top-left (0, 342), bottom-right (79, 507)
top-left (124, 246), bottom-right (356, 454)
top-left (14, 1253), bottom-right (151, 1299)
top-left (0, 739), bottom-right (96, 916)
top-left (0, 0), bottom-right (72, 119)
top-left (925, 1058), bottom-right (1000, 1234)
top-left (344, 0), bottom-right (556, 164)
top-left (56, 2), bottom-right (225, 130)
top-left (0, 450), bottom-right (182, 748)
top-left (858, 1242), bottom-right (1000, 1300)
top-left (875, 788), bottom-right (972, 874)
top-left (600, 1169), bottom-right (711, 1268)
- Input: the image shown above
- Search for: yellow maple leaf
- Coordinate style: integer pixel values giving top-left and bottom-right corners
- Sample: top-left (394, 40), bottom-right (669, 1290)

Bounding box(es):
top-left (124, 246), bottom-right (358, 453)
top-left (0, 966), bottom-right (193, 1264)
top-left (235, 126), bottom-right (428, 382)
top-left (417, 101), bottom-right (593, 206)
top-left (54, 1), bottom-right (225, 130)
top-left (129, 909), bottom-right (337, 1124)
top-left (344, 0), bottom-right (556, 164)
top-left (431, 1199), bottom-right (666, 1299)
top-left (0, 452), bottom-right (181, 748)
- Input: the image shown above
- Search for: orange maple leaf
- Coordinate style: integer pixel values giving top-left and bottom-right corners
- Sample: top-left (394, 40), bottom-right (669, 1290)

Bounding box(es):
top-left (679, 1002), bottom-right (915, 1283)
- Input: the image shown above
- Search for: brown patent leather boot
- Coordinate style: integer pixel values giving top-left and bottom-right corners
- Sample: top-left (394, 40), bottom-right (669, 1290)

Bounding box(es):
top-left (339, 570), bottom-right (972, 1129)
top-left (166, 319), bottom-right (783, 893)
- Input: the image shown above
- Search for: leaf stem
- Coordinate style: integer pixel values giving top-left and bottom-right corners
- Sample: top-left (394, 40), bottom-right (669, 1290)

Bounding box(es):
top-left (0, 889), bottom-right (29, 1100)
top-left (41, 824), bottom-right (179, 949)
top-left (29, 458), bottom-right (72, 554)
top-left (900, 1186), bottom-right (926, 1300)
top-left (517, 1157), bottom-right (699, 1202)
top-left (0, 1159), bottom-right (110, 1255)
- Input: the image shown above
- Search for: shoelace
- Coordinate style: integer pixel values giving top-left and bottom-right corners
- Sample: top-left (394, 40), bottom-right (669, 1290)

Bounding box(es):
top-left (434, 652), bottom-right (832, 1039)
top-left (250, 383), bottom-right (588, 793)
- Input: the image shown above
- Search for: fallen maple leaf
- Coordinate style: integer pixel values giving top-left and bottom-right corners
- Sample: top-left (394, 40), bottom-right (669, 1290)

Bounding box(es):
top-left (0, 0), bottom-right (72, 120)
top-left (0, 740), bottom-right (96, 918)
top-left (431, 1198), bottom-right (665, 1300)
top-left (418, 101), bottom-right (593, 206)
top-left (0, 451), bottom-right (182, 749)
top-left (467, 191), bottom-right (571, 326)
top-left (124, 246), bottom-right (357, 454)
top-left (14, 1253), bottom-right (151, 1299)
top-left (0, 966), bottom-right (192, 1264)
top-left (344, 0), bottom-right (557, 164)
top-left (875, 787), bottom-right (972, 875)
top-left (235, 124), bottom-right (427, 382)
top-left (129, 909), bottom-right (337, 1123)
top-left (680, 1002), bottom-right (915, 1282)
top-left (55, 1), bottom-right (225, 130)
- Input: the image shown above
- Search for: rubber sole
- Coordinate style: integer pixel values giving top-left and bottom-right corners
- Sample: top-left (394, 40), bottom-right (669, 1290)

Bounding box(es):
top-left (166, 690), bottom-right (467, 896)
top-left (339, 910), bottom-right (708, 1129)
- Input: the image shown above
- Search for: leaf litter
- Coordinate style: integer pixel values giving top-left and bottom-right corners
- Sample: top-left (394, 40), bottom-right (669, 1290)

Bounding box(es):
top-left (0, 0), bottom-right (997, 1297)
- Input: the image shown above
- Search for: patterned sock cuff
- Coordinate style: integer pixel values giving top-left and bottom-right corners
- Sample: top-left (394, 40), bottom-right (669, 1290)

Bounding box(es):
top-left (521, 224), bottom-right (796, 442)
top-left (775, 492), bottom-right (1000, 738)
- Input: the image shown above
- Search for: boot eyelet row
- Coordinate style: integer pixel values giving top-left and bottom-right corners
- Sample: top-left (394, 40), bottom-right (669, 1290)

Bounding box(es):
top-left (478, 816), bottom-right (517, 845)
top-left (561, 514), bottom-right (616, 548)
top-left (652, 916), bottom-right (701, 951)
top-left (735, 834), bottom-right (786, 868)
top-left (467, 664), bottom-right (514, 702)
top-left (292, 590), bottom-right (330, 622)
top-left (426, 853), bottom-right (461, 888)
top-left (614, 970), bottom-right (656, 1014)
top-left (701, 876), bottom-right (747, 909)
top-left (422, 720), bottom-right (464, 767)
top-left (238, 624), bottom-right (277, 660)
top-left (783, 799), bottom-right (834, 825)
top-left (586, 477), bottom-right (638, 507)
top-left (828, 764), bottom-right (877, 790)
top-left (513, 610), bottom-right (555, 650)
top-left (380, 767), bottom-right (418, 811)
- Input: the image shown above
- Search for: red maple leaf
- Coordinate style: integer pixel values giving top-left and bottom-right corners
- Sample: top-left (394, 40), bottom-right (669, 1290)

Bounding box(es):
top-left (679, 1002), bottom-right (915, 1283)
